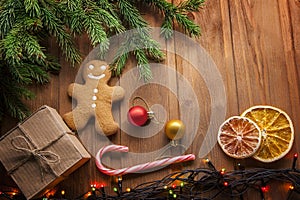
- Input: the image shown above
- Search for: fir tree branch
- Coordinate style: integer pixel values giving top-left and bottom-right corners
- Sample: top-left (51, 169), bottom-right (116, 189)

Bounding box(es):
top-left (2, 27), bottom-right (23, 66)
top-left (24, 0), bottom-right (40, 17)
top-left (142, 0), bottom-right (203, 38)
top-left (41, 7), bottom-right (81, 64)
top-left (175, 13), bottom-right (201, 37)
top-left (134, 49), bottom-right (153, 81)
top-left (0, 0), bottom-right (22, 38)
top-left (21, 32), bottom-right (46, 60)
top-left (118, 0), bottom-right (148, 28)
top-left (161, 16), bottom-right (174, 40)
top-left (21, 62), bottom-right (50, 84)
top-left (178, 0), bottom-right (205, 12)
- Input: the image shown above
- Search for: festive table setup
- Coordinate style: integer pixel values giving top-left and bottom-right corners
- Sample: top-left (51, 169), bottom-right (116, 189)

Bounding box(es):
top-left (1, 0), bottom-right (300, 199)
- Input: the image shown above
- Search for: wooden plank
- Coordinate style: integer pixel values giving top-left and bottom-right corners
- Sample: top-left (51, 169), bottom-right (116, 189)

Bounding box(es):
top-left (227, 0), bottom-right (300, 199)
top-left (116, 2), bottom-right (179, 190)
top-left (56, 33), bottom-right (122, 197)
top-left (172, 0), bottom-right (235, 174)
top-left (281, 1), bottom-right (300, 198)
top-left (286, 0), bottom-right (300, 171)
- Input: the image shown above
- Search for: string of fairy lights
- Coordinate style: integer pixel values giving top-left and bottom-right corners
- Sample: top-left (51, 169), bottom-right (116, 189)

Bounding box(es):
top-left (1, 154), bottom-right (299, 200)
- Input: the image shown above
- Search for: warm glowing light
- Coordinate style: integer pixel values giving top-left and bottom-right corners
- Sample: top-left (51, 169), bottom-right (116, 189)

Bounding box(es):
top-left (126, 188), bottom-right (131, 192)
top-left (203, 158), bottom-right (209, 163)
top-left (173, 194), bottom-right (177, 198)
top-left (163, 185), bottom-right (168, 190)
top-left (0, 191), bottom-right (2, 195)
top-left (115, 176), bottom-right (122, 183)
top-left (100, 184), bottom-right (105, 188)
top-left (261, 185), bottom-right (270, 193)
top-left (45, 190), bottom-right (56, 198)
top-left (289, 185), bottom-right (294, 190)
top-left (220, 168), bottom-right (226, 175)
top-left (12, 192), bottom-right (16, 196)
top-left (87, 192), bottom-right (92, 196)
top-left (113, 187), bottom-right (118, 192)
top-left (169, 190), bottom-right (173, 195)
top-left (180, 182), bottom-right (184, 187)
top-left (172, 184), bottom-right (176, 189)
top-left (294, 153), bottom-right (298, 158)
top-left (61, 190), bottom-right (65, 195)
top-left (92, 187), bottom-right (96, 191)
top-left (223, 182), bottom-right (228, 187)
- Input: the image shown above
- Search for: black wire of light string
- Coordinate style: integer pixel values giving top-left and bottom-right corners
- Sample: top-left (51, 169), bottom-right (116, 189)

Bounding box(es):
top-left (71, 167), bottom-right (300, 200)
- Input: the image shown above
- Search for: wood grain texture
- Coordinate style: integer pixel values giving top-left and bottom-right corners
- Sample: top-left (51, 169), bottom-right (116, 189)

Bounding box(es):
top-left (1, 0), bottom-right (300, 199)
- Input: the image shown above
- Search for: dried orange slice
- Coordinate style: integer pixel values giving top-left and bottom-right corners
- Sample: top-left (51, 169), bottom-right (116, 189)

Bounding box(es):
top-left (218, 116), bottom-right (262, 159)
top-left (241, 105), bottom-right (294, 163)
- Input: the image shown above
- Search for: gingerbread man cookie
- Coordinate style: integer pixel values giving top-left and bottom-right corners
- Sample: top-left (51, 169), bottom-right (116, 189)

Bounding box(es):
top-left (63, 60), bottom-right (125, 136)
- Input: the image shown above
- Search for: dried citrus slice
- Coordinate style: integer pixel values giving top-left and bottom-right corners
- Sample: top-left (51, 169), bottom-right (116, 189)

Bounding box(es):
top-left (218, 116), bottom-right (262, 159)
top-left (241, 105), bottom-right (294, 163)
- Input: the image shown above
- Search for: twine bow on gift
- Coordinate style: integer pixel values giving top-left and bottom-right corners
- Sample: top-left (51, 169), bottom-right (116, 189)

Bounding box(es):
top-left (9, 135), bottom-right (60, 181)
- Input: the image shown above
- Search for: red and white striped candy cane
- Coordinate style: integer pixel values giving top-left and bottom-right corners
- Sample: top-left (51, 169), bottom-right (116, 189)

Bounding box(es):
top-left (95, 145), bottom-right (195, 176)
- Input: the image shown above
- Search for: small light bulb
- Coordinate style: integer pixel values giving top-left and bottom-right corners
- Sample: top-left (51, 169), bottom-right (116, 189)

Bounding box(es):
top-left (223, 182), bottom-right (228, 187)
top-left (113, 187), bottom-right (118, 192)
top-left (261, 185), bottom-right (270, 193)
top-left (294, 153), bottom-right (298, 158)
top-left (126, 188), bottom-right (131, 192)
top-left (180, 182), bottom-right (184, 187)
top-left (289, 185), bottom-right (294, 190)
top-left (220, 168), bottom-right (226, 175)
top-left (61, 190), bottom-right (65, 195)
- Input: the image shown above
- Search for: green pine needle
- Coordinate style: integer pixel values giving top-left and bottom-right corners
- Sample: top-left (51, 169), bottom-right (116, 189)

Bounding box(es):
top-left (24, 0), bottom-right (40, 17)
top-left (178, 0), bottom-right (205, 12)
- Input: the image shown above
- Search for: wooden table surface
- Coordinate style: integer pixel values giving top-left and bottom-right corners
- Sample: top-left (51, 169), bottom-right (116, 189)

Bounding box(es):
top-left (1, 0), bottom-right (300, 199)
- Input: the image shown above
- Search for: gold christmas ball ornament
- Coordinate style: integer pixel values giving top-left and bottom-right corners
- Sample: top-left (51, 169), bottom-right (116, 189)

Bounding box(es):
top-left (165, 119), bottom-right (185, 140)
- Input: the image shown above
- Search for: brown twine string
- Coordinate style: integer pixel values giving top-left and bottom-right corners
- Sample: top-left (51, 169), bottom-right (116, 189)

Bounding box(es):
top-left (132, 96), bottom-right (150, 110)
top-left (8, 126), bottom-right (65, 181)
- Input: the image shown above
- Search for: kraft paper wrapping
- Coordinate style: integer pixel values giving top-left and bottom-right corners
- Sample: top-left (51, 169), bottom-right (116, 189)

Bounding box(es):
top-left (0, 106), bottom-right (90, 199)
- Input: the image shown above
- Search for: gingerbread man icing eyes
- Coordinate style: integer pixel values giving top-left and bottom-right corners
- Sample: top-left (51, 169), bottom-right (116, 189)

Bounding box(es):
top-left (63, 60), bottom-right (125, 136)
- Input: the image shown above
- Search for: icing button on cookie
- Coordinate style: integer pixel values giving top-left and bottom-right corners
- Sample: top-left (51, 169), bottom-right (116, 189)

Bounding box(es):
top-left (93, 88), bottom-right (99, 93)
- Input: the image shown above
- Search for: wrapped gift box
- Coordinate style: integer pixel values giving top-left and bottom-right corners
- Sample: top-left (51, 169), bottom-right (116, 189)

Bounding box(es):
top-left (0, 105), bottom-right (91, 199)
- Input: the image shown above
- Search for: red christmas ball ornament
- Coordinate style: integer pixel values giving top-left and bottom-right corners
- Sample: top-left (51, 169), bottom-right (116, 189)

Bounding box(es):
top-left (127, 105), bottom-right (149, 126)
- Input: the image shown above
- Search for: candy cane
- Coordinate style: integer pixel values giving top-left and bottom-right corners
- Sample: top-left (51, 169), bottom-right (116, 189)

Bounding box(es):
top-left (95, 145), bottom-right (195, 176)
